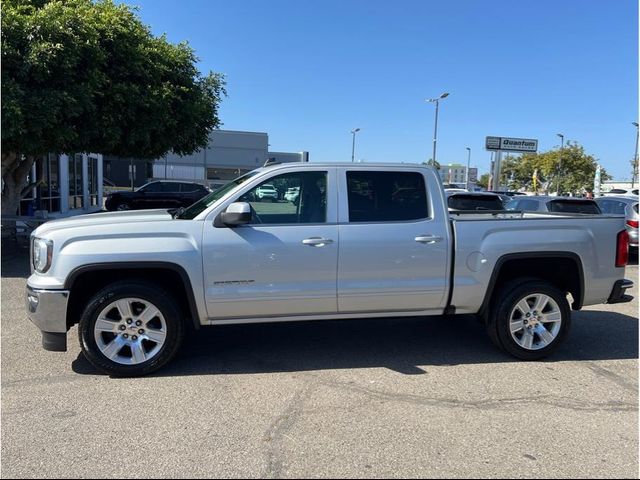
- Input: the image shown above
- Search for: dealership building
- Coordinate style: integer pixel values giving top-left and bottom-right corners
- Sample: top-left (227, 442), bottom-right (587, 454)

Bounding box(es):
top-left (104, 129), bottom-right (308, 189)
top-left (16, 130), bottom-right (308, 217)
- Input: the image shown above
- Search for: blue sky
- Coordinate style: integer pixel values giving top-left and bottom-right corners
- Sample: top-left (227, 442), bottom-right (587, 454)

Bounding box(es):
top-left (125, 0), bottom-right (638, 179)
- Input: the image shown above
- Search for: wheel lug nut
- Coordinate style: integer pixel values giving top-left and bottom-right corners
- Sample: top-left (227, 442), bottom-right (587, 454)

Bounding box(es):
top-left (123, 334), bottom-right (129, 339)
top-left (119, 325), bottom-right (126, 331)
top-left (138, 329), bottom-right (144, 335)
top-left (135, 320), bottom-right (142, 326)
top-left (132, 335), bottom-right (138, 341)
top-left (126, 319), bottom-right (132, 325)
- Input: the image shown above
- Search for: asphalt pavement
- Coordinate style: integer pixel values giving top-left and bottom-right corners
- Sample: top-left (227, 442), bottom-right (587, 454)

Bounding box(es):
top-left (1, 240), bottom-right (638, 478)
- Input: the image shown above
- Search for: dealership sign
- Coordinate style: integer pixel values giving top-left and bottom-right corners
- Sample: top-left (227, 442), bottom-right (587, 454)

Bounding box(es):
top-left (485, 136), bottom-right (538, 153)
top-left (468, 167), bottom-right (478, 183)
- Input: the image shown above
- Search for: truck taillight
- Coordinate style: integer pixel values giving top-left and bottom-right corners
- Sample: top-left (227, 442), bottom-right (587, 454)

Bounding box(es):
top-left (626, 219), bottom-right (639, 228)
top-left (616, 230), bottom-right (629, 267)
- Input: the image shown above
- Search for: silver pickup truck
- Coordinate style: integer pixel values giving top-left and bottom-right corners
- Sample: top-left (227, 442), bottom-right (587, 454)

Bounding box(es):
top-left (26, 163), bottom-right (634, 376)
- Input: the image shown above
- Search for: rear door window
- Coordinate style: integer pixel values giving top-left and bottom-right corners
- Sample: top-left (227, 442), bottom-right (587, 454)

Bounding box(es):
top-left (347, 171), bottom-right (428, 222)
top-left (548, 200), bottom-right (601, 214)
top-left (160, 182), bottom-right (180, 193)
top-left (141, 182), bottom-right (162, 193)
top-left (598, 200), bottom-right (627, 214)
top-left (448, 195), bottom-right (504, 210)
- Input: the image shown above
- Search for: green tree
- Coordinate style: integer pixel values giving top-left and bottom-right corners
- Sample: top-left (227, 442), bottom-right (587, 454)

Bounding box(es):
top-left (1, 0), bottom-right (226, 215)
top-left (476, 172), bottom-right (491, 190)
top-left (423, 158), bottom-right (441, 170)
top-left (497, 143), bottom-right (610, 194)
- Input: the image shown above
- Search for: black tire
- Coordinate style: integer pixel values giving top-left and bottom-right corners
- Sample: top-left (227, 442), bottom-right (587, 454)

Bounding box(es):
top-left (79, 281), bottom-right (185, 377)
top-left (486, 280), bottom-right (571, 360)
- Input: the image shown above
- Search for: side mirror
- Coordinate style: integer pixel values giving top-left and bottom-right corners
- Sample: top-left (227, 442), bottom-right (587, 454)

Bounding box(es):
top-left (215, 202), bottom-right (252, 227)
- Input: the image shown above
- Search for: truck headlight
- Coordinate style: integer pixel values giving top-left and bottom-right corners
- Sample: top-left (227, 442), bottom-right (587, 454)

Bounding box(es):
top-left (32, 237), bottom-right (53, 273)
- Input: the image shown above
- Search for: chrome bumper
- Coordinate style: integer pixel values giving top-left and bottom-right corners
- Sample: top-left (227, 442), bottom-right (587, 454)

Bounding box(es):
top-left (26, 286), bottom-right (70, 351)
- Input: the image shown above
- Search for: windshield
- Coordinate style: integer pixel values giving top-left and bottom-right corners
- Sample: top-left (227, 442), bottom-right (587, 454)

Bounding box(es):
top-left (176, 171), bottom-right (259, 219)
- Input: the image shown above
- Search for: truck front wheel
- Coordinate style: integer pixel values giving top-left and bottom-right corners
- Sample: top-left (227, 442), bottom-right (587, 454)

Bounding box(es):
top-left (78, 281), bottom-right (185, 377)
top-left (487, 281), bottom-right (571, 360)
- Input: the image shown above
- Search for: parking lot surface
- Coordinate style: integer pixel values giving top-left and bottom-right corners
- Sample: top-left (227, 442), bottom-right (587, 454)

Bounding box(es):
top-left (2, 242), bottom-right (638, 478)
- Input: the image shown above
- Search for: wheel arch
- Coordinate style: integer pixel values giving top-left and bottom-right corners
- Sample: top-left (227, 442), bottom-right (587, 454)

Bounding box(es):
top-left (478, 252), bottom-right (585, 319)
top-left (65, 262), bottom-right (201, 331)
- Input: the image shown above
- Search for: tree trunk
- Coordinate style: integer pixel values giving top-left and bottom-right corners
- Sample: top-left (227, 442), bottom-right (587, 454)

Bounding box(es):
top-left (1, 152), bottom-right (37, 216)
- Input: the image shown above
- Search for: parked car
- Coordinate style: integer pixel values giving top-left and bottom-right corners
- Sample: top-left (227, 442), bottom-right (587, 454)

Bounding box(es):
top-left (506, 196), bottom-right (602, 214)
top-left (446, 192), bottom-right (505, 211)
top-left (602, 188), bottom-right (639, 197)
top-left (208, 181), bottom-right (228, 192)
top-left (104, 181), bottom-right (210, 211)
top-left (488, 190), bottom-right (527, 197)
top-left (444, 188), bottom-right (468, 195)
top-left (284, 187), bottom-right (300, 203)
top-left (595, 196), bottom-right (639, 251)
top-left (27, 163), bottom-right (633, 376)
top-left (255, 184), bottom-right (278, 202)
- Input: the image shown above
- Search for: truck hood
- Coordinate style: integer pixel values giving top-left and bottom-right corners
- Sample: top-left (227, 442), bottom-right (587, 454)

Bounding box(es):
top-left (33, 209), bottom-right (173, 238)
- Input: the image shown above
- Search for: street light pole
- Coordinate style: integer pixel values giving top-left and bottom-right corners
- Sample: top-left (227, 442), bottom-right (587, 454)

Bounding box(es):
top-left (556, 133), bottom-right (564, 195)
top-left (632, 122), bottom-right (639, 189)
top-left (350, 128), bottom-right (360, 163)
top-left (425, 92), bottom-right (449, 165)
top-left (465, 147), bottom-right (471, 190)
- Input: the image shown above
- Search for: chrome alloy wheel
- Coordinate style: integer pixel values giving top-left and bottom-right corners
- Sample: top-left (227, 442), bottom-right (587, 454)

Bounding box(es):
top-left (116, 203), bottom-right (130, 211)
top-left (509, 293), bottom-right (562, 351)
top-left (93, 298), bottom-right (167, 365)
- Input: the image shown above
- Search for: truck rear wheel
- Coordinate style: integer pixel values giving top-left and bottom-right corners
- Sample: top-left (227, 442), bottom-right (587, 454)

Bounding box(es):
top-left (487, 280), bottom-right (571, 360)
top-left (79, 281), bottom-right (184, 377)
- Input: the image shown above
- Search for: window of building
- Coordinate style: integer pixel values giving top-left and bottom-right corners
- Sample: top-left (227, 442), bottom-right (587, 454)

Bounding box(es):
top-left (69, 154), bottom-right (84, 209)
top-left (88, 156), bottom-right (98, 207)
top-left (237, 171), bottom-right (327, 224)
top-left (18, 155), bottom-right (63, 214)
top-left (347, 171), bottom-right (428, 222)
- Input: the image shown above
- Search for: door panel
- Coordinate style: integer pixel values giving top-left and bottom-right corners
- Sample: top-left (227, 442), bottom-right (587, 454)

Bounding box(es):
top-left (203, 168), bottom-right (338, 319)
top-left (337, 169), bottom-right (450, 313)
top-left (203, 225), bottom-right (338, 318)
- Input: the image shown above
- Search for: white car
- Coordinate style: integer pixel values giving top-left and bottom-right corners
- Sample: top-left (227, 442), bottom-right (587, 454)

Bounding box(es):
top-left (284, 187), bottom-right (300, 203)
top-left (602, 188), bottom-right (639, 197)
top-left (255, 184), bottom-right (278, 202)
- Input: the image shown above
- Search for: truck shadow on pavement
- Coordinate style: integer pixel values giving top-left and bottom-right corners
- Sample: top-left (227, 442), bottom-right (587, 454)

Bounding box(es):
top-left (72, 309), bottom-right (639, 377)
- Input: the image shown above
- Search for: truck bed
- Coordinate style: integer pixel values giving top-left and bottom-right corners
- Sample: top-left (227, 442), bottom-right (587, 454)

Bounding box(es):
top-left (449, 213), bottom-right (627, 314)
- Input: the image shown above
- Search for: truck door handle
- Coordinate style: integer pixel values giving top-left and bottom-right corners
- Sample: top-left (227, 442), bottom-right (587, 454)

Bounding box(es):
top-left (415, 235), bottom-right (443, 244)
top-left (302, 237), bottom-right (334, 247)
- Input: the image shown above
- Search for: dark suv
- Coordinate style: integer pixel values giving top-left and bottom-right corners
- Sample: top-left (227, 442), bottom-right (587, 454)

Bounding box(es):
top-left (105, 181), bottom-right (211, 211)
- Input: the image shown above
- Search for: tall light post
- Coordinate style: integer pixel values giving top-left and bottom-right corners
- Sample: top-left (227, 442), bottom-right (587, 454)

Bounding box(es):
top-left (425, 92), bottom-right (449, 166)
top-left (632, 122), bottom-right (639, 188)
top-left (350, 128), bottom-right (361, 163)
top-left (556, 133), bottom-right (564, 195)
top-left (465, 147), bottom-right (471, 190)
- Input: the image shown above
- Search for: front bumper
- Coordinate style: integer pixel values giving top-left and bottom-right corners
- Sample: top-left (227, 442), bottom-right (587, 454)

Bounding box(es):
top-left (26, 286), bottom-right (70, 351)
top-left (607, 279), bottom-right (635, 304)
